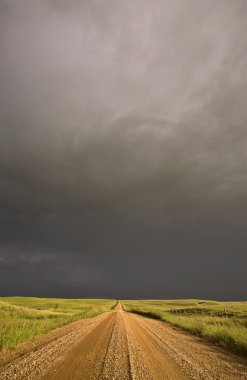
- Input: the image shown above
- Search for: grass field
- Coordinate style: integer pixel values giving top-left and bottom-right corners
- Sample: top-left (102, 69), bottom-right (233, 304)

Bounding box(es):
top-left (0, 297), bottom-right (116, 351)
top-left (123, 299), bottom-right (247, 356)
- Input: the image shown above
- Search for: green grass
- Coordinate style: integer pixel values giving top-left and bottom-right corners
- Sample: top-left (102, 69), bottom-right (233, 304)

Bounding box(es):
top-left (122, 299), bottom-right (247, 356)
top-left (0, 297), bottom-right (116, 351)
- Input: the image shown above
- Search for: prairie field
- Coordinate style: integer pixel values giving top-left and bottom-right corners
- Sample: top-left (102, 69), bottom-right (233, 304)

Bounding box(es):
top-left (0, 297), bottom-right (116, 351)
top-left (123, 299), bottom-right (247, 356)
top-left (0, 299), bottom-right (246, 379)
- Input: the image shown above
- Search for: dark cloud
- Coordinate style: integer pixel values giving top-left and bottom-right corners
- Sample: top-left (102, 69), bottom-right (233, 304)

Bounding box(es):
top-left (0, 0), bottom-right (247, 299)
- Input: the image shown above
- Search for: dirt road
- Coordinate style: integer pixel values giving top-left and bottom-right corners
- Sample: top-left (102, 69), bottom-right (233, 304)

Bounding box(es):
top-left (0, 303), bottom-right (246, 379)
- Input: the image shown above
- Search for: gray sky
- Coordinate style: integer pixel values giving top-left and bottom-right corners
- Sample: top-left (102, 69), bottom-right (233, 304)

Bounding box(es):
top-left (0, 0), bottom-right (247, 299)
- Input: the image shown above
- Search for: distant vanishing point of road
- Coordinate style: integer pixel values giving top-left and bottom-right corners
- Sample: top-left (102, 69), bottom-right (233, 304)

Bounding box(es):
top-left (0, 303), bottom-right (246, 379)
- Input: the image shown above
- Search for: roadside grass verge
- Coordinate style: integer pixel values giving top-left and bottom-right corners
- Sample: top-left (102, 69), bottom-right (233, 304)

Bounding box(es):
top-left (123, 299), bottom-right (247, 356)
top-left (0, 297), bottom-right (116, 351)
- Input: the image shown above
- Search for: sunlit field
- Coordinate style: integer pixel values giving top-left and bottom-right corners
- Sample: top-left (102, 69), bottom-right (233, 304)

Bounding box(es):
top-left (0, 297), bottom-right (116, 351)
top-left (123, 299), bottom-right (247, 356)
top-left (1, 297), bottom-right (246, 357)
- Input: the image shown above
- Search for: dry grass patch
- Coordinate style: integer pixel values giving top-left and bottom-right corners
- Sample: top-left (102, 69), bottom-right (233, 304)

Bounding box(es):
top-left (0, 297), bottom-right (116, 351)
top-left (123, 299), bottom-right (247, 356)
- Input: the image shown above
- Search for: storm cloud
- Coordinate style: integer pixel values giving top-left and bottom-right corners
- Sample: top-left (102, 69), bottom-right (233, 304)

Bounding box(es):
top-left (0, 0), bottom-right (247, 299)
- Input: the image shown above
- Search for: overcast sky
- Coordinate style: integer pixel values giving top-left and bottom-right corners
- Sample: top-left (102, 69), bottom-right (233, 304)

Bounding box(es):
top-left (0, 0), bottom-right (247, 299)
